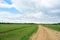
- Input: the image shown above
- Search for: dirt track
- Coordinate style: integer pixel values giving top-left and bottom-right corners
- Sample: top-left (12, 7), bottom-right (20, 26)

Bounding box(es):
top-left (30, 25), bottom-right (60, 40)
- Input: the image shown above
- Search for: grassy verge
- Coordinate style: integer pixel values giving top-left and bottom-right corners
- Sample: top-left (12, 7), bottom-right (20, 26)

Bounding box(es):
top-left (42, 24), bottom-right (60, 31)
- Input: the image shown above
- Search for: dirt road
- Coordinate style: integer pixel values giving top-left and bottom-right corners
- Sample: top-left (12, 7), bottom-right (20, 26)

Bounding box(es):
top-left (30, 25), bottom-right (60, 40)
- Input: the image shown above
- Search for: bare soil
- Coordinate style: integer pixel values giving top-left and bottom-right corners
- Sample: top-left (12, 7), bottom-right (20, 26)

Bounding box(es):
top-left (30, 25), bottom-right (60, 40)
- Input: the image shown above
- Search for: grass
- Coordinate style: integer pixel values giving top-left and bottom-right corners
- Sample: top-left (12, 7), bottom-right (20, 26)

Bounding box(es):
top-left (0, 24), bottom-right (38, 40)
top-left (43, 24), bottom-right (60, 31)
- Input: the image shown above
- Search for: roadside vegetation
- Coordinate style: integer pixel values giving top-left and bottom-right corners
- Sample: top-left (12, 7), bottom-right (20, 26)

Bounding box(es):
top-left (42, 24), bottom-right (60, 31)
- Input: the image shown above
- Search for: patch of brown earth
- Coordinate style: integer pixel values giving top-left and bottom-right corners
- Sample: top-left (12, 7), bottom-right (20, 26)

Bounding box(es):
top-left (30, 25), bottom-right (60, 40)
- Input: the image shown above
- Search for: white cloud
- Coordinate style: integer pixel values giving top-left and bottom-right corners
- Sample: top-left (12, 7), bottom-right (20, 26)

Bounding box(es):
top-left (40, 0), bottom-right (60, 7)
top-left (0, 0), bottom-right (60, 23)
top-left (40, 0), bottom-right (53, 7)
top-left (22, 12), bottom-right (43, 18)
top-left (0, 12), bottom-right (21, 23)
top-left (0, 11), bottom-right (60, 23)
top-left (0, 3), bottom-right (13, 8)
top-left (11, 0), bottom-right (60, 11)
top-left (0, 0), bottom-right (60, 12)
top-left (0, 0), bottom-right (13, 8)
top-left (0, 0), bottom-right (60, 11)
top-left (50, 9), bottom-right (60, 13)
top-left (0, 11), bottom-right (43, 23)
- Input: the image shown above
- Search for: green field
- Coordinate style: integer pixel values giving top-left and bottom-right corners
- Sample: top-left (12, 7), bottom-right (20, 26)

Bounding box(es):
top-left (0, 23), bottom-right (60, 40)
top-left (0, 24), bottom-right (38, 40)
top-left (43, 24), bottom-right (60, 31)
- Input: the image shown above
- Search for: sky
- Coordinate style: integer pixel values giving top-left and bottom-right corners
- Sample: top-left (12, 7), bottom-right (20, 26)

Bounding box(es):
top-left (0, 0), bottom-right (60, 23)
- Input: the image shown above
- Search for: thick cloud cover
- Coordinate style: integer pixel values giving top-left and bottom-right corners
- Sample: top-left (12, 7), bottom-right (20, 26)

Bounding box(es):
top-left (0, 0), bottom-right (60, 23)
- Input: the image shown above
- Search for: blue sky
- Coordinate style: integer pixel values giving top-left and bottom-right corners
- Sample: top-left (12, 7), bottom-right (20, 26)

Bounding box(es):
top-left (0, 0), bottom-right (60, 23)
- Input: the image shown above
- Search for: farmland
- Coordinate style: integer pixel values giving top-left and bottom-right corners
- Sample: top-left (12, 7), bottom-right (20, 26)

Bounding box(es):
top-left (43, 24), bottom-right (60, 31)
top-left (0, 24), bottom-right (38, 40)
top-left (0, 23), bottom-right (60, 40)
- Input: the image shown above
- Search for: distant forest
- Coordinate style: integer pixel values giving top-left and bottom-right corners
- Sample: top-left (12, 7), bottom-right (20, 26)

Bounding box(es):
top-left (0, 22), bottom-right (60, 25)
top-left (0, 22), bottom-right (35, 24)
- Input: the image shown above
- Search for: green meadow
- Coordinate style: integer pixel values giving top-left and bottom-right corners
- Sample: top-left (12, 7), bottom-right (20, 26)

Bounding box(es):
top-left (0, 24), bottom-right (38, 40)
top-left (0, 23), bottom-right (60, 40)
top-left (43, 24), bottom-right (60, 31)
